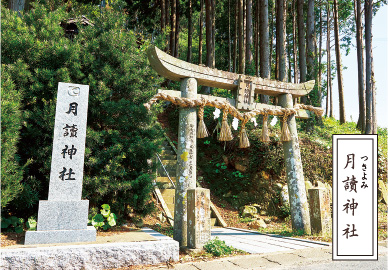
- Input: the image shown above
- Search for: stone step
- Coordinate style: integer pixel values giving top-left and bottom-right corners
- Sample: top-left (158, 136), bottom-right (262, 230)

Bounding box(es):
top-left (162, 142), bottom-right (173, 148)
top-left (157, 169), bottom-right (176, 178)
top-left (160, 189), bottom-right (176, 206)
top-left (157, 177), bottom-right (177, 183)
top-left (158, 160), bottom-right (177, 166)
top-left (160, 154), bottom-right (177, 161)
top-left (157, 183), bottom-right (175, 189)
top-left (163, 196), bottom-right (175, 205)
top-left (157, 163), bottom-right (177, 177)
top-left (156, 177), bottom-right (176, 189)
top-left (161, 150), bottom-right (176, 156)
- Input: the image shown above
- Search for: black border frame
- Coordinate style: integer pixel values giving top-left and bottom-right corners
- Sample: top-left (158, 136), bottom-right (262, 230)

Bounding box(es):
top-left (332, 134), bottom-right (378, 261)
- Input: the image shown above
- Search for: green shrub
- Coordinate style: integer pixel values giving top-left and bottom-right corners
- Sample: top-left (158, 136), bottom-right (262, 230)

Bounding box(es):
top-left (204, 237), bottom-right (237, 257)
top-left (1, 72), bottom-right (24, 210)
top-left (2, 2), bottom-right (164, 217)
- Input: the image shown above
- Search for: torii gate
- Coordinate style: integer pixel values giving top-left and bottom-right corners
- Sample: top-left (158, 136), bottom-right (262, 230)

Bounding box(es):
top-left (145, 45), bottom-right (322, 247)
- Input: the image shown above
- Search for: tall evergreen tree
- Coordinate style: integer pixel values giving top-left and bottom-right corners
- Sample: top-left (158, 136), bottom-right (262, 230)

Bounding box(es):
top-left (355, 0), bottom-right (366, 131)
top-left (333, 0), bottom-right (346, 123)
top-left (365, 0), bottom-right (376, 133)
top-left (297, 0), bottom-right (307, 103)
top-left (187, 0), bottom-right (192, 62)
top-left (276, 0), bottom-right (287, 82)
top-left (246, 0), bottom-right (253, 66)
top-left (306, 0), bottom-right (316, 81)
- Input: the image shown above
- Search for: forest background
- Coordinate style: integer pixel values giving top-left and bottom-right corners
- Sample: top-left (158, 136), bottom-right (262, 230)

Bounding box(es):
top-left (2, 0), bottom-right (387, 226)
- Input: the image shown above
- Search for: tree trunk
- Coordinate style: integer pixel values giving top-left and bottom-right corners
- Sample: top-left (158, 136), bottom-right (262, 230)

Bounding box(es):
top-left (372, 50), bottom-right (376, 133)
top-left (246, 0), bottom-right (253, 66)
top-left (275, 0), bottom-right (279, 80)
top-left (228, 0), bottom-right (232, 71)
top-left (326, 2), bottom-right (333, 118)
top-left (233, 0), bottom-right (238, 72)
top-left (254, 0), bottom-right (259, 76)
top-left (187, 0), bottom-right (192, 62)
top-left (260, 0), bottom-right (270, 103)
top-left (276, 0), bottom-right (287, 82)
top-left (288, 34), bottom-right (292, 82)
top-left (206, 0), bottom-right (214, 68)
top-left (170, 0), bottom-right (176, 55)
top-left (293, 0), bottom-right (298, 84)
top-left (204, 0), bottom-right (214, 94)
top-left (165, 0), bottom-right (170, 52)
top-left (317, 5), bottom-right (322, 106)
top-left (365, 0), bottom-right (374, 133)
top-left (212, 0), bottom-right (216, 68)
top-left (325, 30), bottom-right (330, 118)
top-left (306, 0), bottom-right (315, 81)
top-left (175, 0), bottom-right (180, 57)
top-left (199, 0), bottom-right (203, 65)
top-left (333, 0), bottom-right (346, 123)
top-left (161, 0), bottom-right (165, 32)
top-left (269, 0), bottom-right (275, 77)
top-left (238, 0), bottom-right (245, 74)
top-left (355, 0), bottom-right (365, 132)
top-left (297, 0), bottom-right (307, 103)
top-left (8, 0), bottom-right (25, 11)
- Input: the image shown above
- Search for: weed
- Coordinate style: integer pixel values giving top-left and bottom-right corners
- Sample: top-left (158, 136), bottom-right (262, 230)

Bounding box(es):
top-left (88, 204), bottom-right (117, 231)
top-left (203, 237), bottom-right (238, 257)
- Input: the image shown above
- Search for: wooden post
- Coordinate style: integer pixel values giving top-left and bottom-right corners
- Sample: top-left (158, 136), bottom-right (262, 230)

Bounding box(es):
top-left (278, 93), bottom-right (311, 234)
top-left (173, 77), bottom-right (197, 247)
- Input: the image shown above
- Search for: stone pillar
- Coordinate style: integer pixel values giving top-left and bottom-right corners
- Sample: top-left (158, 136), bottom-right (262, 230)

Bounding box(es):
top-left (173, 77), bottom-right (197, 247)
top-left (308, 188), bottom-right (332, 236)
top-left (278, 93), bottom-right (311, 234)
top-left (187, 188), bottom-right (211, 249)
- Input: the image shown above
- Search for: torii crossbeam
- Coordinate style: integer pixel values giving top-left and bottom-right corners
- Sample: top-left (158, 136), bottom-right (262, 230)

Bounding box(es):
top-left (146, 45), bottom-right (317, 247)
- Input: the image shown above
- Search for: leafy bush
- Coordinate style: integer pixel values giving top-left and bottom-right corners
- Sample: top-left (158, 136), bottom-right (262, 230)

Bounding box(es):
top-left (2, 2), bottom-right (164, 218)
top-left (89, 204), bottom-right (117, 230)
top-left (204, 237), bottom-right (237, 257)
top-left (1, 216), bottom-right (24, 233)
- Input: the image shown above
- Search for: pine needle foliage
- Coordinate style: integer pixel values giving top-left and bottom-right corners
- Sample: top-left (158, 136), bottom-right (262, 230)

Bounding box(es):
top-left (1, 72), bottom-right (24, 209)
top-left (2, 2), bottom-right (164, 217)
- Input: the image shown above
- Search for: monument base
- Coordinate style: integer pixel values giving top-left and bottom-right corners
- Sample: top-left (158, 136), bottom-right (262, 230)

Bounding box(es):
top-left (24, 226), bottom-right (96, 245)
top-left (36, 200), bottom-right (90, 231)
top-left (24, 199), bottom-right (95, 245)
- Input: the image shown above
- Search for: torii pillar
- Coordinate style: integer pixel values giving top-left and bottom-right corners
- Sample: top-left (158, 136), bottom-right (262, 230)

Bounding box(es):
top-left (279, 94), bottom-right (311, 234)
top-left (173, 78), bottom-right (197, 246)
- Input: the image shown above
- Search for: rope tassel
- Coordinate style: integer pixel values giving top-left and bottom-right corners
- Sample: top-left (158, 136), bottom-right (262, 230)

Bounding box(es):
top-left (197, 105), bottom-right (209, 138)
top-left (239, 117), bottom-right (250, 148)
top-left (219, 108), bottom-right (233, 141)
top-left (261, 113), bottom-right (270, 142)
top-left (281, 111), bottom-right (291, 142)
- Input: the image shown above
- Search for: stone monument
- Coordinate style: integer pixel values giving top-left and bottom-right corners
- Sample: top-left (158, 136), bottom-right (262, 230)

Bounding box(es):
top-left (24, 82), bottom-right (96, 245)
